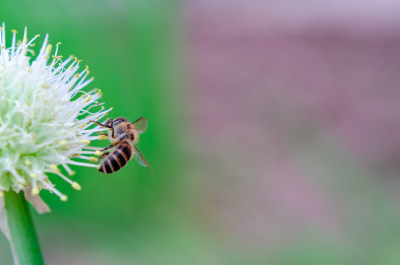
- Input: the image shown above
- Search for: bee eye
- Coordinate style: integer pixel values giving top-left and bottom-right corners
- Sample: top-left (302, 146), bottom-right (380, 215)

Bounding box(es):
top-left (104, 119), bottom-right (113, 126)
top-left (113, 118), bottom-right (125, 125)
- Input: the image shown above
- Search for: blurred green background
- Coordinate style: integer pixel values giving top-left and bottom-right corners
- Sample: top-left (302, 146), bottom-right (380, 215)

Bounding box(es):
top-left (0, 1), bottom-right (202, 264)
top-left (3, 0), bottom-right (400, 265)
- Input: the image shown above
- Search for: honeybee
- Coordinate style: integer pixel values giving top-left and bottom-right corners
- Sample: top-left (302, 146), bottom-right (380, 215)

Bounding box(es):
top-left (90, 117), bottom-right (153, 175)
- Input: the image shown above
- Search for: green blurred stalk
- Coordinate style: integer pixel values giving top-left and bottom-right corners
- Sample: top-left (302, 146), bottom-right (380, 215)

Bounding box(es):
top-left (4, 191), bottom-right (45, 265)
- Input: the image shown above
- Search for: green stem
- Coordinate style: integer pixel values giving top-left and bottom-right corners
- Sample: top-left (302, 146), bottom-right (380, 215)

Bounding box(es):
top-left (4, 190), bottom-right (45, 265)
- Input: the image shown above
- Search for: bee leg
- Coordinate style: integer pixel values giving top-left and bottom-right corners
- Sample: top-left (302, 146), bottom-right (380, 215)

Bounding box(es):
top-left (99, 133), bottom-right (109, 138)
top-left (90, 120), bottom-right (113, 129)
top-left (98, 152), bottom-right (110, 162)
top-left (100, 144), bottom-right (114, 152)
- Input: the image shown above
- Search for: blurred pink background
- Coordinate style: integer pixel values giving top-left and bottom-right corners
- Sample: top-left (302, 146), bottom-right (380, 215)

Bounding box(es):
top-left (185, 0), bottom-right (400, 258)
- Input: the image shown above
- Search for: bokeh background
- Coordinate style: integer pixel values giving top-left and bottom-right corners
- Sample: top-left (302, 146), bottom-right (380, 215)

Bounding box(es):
top-left (2, 0), bottom-right (400, 264)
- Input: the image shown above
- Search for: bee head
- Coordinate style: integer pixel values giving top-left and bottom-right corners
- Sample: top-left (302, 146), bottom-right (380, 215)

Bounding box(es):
top-left (104, 118), bottom-right (113, 127)
top-left (112, 117), bottom-right (128, 126)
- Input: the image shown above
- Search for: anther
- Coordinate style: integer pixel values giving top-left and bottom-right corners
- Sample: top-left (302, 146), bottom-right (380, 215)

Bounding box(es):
top-left (95, 150), bottom-right (104, 156)
top-left (11, 29), bottom-right (17, 34)
top-left (50, 164), bottom-right (60, 172)
top-left (98, 135), bottom-right (108, 140)
top-left (72, 182), bottom-right (81, 191)
top-left (84, 95), bottom-right (91, 103)
top-left (59, 140), bottom-right (67, 147)
top-left (60, 195), bottom-right (68, 202)
top-left (29, 173), bottom-right (38, 179)
top-left (45, 44), bottom-right (53, 55)
top-left (69, 170), bottom-right (76, 176)
top-left (81, 139), bottom-right (90, 145)
top-left (25, 159), bottom-right (31, 166)
top-left (32, 187), bottom-right (40, 196)
top-left (89, 157), bottom-right (98, 162)
top-left (56, 42), bottom-right (61, 46)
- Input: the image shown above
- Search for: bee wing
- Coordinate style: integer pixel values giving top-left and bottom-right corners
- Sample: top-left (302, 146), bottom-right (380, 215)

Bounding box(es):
top-left (133, 145), bottom-right (154, 177)
top-left (130, 117), bottom-right (148, 134)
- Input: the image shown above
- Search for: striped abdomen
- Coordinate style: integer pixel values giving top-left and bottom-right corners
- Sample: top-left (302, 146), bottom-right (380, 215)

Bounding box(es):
top-left (99, 141), bottom-right (132, 174)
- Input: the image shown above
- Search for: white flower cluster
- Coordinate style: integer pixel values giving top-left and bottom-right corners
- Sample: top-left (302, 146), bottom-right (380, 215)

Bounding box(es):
top-left (0, 24), bottom-right (111, 201)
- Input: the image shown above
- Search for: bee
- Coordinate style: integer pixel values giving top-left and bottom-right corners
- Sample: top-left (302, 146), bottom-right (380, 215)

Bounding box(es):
top-left (90, 117), bottom-right (153, 175)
